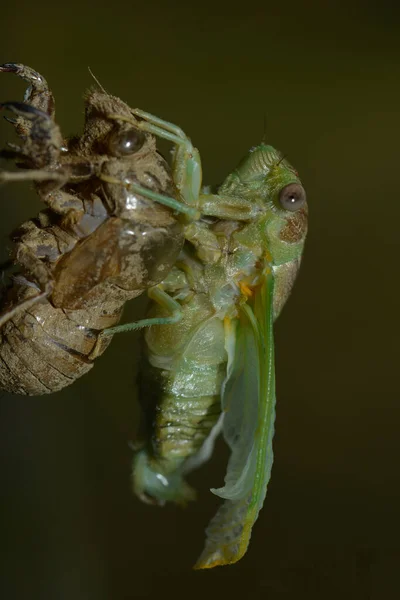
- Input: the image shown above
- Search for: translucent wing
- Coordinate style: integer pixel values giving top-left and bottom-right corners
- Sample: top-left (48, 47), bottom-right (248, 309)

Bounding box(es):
top-left (195, 271), bottom-right (276, 569)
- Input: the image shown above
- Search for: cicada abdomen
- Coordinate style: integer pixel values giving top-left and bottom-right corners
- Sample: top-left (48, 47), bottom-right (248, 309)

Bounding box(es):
top-left (134, 259), bottom-right (226, 504)
top-left (0, 64), bottom-right (192, 395)
top-left (126, 115), bottom-right (308, 568)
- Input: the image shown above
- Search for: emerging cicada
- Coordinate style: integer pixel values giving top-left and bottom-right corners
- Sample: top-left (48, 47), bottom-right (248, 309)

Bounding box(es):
top-left (121, 112), bottom-right (308, 568)
top-left (0, 64), bottom-right (195, 395)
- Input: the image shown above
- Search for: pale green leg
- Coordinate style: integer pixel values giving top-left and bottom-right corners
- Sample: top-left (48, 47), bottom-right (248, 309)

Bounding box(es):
top-left (198, 193), bottom-right (261, 220)
top-left (100, 286), bottom-right (182, 336)
top-left (128, 182), bottom-right (198, 218)
top-left (129, 110), bottom-right (261, 222)
top-left (130, 108), bottom-right (203, 208)
top-left (99, 172), bottom-right (198, 219)
top-left (88, 287), bottom-right (182, 359)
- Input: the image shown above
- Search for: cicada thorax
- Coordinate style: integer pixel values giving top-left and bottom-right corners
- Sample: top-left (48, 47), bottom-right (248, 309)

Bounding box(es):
top-left (0, 67), bottom-right (185, 395)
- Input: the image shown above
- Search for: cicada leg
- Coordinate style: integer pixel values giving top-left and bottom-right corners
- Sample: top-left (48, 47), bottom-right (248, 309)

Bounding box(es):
top-left (0, 101), bottom-right (62, 169)
top-left (98, 172), bottom-right (198, 219)
top-left (107, 112), bottom-right (258, 224)
top-left (109, 109), bottom-right (202, 209)
top-left (100, 286), bottom-right (183, 334)
top-left (88, 286), bottom-right (183, 359)
top-left (0, 288), bottom-right (50, 329)
top-left (113, 112), bottom-right (246, 261)
top-left (130, 108), bottom-right (202, 209)
top-left (103, 112), bottom-right (201, 219)
top-left (0, 169), bottom-right (66, 184)
top-left (0, 63), bottom-right (54, 138)
top-left (126, 110), bottom-right (263, 222)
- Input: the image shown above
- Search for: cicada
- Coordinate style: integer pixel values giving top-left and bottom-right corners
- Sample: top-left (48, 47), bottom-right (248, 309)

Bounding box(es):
top-left (119, 112), bottom-right (308, 568)
top-left (0, 64), bottom-right (195, 395)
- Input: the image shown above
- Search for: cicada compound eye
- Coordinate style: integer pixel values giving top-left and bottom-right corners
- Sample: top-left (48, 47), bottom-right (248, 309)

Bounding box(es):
top-left (278, 183), bottom-right (306, 212)
top-left (108, 127), bottom-right (146, 157)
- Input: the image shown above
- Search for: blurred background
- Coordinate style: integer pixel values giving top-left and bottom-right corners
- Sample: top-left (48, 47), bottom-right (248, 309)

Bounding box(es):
top-left (0, 1), bottom-right (399, 598)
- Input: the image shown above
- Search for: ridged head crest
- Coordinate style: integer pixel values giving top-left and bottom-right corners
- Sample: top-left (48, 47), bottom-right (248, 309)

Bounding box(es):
top-left (236, 144), bottom-right (283, 180)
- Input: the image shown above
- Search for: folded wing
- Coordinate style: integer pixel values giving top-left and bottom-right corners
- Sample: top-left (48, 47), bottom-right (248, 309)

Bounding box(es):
top-left (195, 271), bottom-right (276, 568)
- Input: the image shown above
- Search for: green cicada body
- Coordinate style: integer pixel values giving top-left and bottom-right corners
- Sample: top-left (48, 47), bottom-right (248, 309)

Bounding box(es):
top-left (102, 114), bottom-right (308, 568)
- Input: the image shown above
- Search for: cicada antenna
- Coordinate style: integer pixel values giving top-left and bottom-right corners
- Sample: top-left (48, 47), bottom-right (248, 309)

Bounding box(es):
top-left (87, 67), bottom-right (108, 94)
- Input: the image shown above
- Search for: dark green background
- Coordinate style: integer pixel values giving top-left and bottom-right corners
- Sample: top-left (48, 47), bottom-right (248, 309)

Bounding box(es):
top-left (0, 1), bottom-right (399, 598)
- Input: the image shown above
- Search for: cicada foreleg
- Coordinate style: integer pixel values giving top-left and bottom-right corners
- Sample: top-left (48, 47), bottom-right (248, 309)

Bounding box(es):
top-left (101, 112), bottom-right (257, 224)
top-left (127, 110), bottom-right (263, 224)
top-left (0, 63), bottom-right (55, 138)
top-left (0, 100), bottom-right (62, 170)
top-left (130, 108), bottom-right (203, 209)
top-left (103, 111), bottom-right (201, 219)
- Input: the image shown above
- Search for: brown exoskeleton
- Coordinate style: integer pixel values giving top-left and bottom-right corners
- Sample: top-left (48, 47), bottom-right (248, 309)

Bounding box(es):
top-left (0, 64), bottom-right (195, 395)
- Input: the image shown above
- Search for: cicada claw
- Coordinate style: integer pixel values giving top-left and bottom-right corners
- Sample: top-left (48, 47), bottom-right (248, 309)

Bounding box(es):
top-left (0, 101), bottom-right (51, 121)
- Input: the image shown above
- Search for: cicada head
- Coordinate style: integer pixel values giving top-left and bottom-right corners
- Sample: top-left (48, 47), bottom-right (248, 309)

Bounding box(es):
top-left (222, 144), bottom-right (308, 318)
top-left (222, 144), bottom-right (308, 267)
